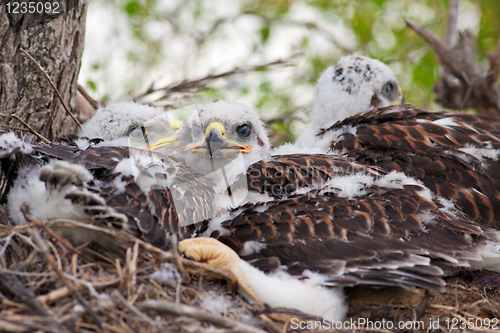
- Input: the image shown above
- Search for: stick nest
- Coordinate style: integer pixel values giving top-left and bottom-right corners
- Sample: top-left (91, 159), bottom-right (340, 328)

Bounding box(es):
top-left (0, 216), bottom-right (499, 333)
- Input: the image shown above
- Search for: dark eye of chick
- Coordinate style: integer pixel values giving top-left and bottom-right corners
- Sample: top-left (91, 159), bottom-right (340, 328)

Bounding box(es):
top-left (384, 82), bottom-right (394, 95)
top-left (129, 125), bottom-right (146, 140)
top-left (193, 124), bottom-right (202, 138)
top-left (236, 123), bottom-right (252, 138)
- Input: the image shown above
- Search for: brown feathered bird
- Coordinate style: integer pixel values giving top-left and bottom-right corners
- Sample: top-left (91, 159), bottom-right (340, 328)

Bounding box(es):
top-left (295, 56), bottom-right (500, 229)
top-left (1, 102), bottom-right (213, 250)
top-left (178, 99), bottom-right (500, 321)
top-left (317, 104), bottom-right (500, 229)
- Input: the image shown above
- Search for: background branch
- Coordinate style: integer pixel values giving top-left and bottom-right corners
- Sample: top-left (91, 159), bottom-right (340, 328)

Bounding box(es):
top-left (134, 58), bottom-right (296, 101)
top-left (405, 17), bottom-right (500, 116)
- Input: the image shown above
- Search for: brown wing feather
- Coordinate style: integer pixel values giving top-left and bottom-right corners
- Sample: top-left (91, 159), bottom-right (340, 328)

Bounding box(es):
top-left (247, 154), bottom-right (381, 198)
top-left (67, 146), bottom-right (215, 247)
top-left (1, 142), bottom-right (215, 249)
top-left (212, 183), bottom-right (490, 291)
top-left (324, 104), bottom-right (500, 152)
top-left (345, 148), bottom-right (500, 227)
top-left (316, 104), bottom-right (500, 228)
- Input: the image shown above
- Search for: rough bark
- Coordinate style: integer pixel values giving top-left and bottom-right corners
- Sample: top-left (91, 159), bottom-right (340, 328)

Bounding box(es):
top-left (0, 0), bottom-right (88, 141)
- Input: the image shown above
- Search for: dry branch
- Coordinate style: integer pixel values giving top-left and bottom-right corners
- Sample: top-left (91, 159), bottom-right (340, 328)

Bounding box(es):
top-left (138, 299), bottom-right (268, 333)
top-left (77, 84), bottom-right (99, 110)
top-left (135, 58), bottom-right (296, 101)
top-left (404, 17), bottom-right (500, 116)
top-left (445, 0), bottom-right (461, 48)
top-left (1, 212), bottom-right (499, 332)
top-left (0, 113), bottom-right (51, 143)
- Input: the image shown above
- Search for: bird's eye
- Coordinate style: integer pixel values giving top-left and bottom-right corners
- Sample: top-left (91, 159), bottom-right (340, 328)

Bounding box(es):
top-left (171, 124), bottom-right (181, 133)
top-left (129, 126), bottom-right (146, 140)
top-left (384, 82), bottom-right (394, 95)
top-left (192, 124), bottom-right (202, 138)
top-left (236, 124), bottom-right (252, 138)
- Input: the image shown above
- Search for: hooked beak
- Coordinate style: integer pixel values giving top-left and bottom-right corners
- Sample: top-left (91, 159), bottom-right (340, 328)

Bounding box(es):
top-left (142, 119), bottom-right (192, 150)
top-left (189, 121), bottom-right (252, 158)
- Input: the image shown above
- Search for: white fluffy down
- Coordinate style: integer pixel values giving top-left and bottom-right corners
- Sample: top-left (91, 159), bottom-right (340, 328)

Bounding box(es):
top-left (186, 100), bottom-right (272, 213)
top-left (455, 143), bottom-right (500, 163)
top-left (79, 101), bottom-right (166, 140)
top-left (0, 132), bottom-right (33, 154)
top-left (7, 161), bottom-right (93, 225)
top-left (311, 55), bottom-right (397, 127)
top-left (297, 55), bottom-right (398, 149)
top-left (194, 100), bottom-right (270, 152)
top-left (151, 263), bottom-right (182, 288)
top-left (239, 261), bottom-right (347, 321)
top-left (271, 142), bottom-right (326, 156)
top-left (307, 170), bottom-right (432, 201)
top-left (200, 291), bottom-right (234, 317)
top-left (187, 100), bottom-right (271, 174)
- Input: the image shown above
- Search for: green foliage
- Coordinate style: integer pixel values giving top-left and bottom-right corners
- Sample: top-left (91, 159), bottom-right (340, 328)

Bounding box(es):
top-left (86, 80), bottom-right (97, 92)
top-left (85, 0), bottom-right (499, 144)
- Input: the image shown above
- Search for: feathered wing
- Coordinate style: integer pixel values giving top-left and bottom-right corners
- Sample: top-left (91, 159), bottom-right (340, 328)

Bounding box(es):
top-left (323, 104), bottom-right (500, 152)
top-left (346, 148), bottom-right (500, 227)
top-left (206, 181), bottom-right (496, 291)
top-left (1, 141), bottom-right (215, 249)
top-left (318, 104), bottom-right (500, 228)
top-left (247, 154), bottom-right (381, 198)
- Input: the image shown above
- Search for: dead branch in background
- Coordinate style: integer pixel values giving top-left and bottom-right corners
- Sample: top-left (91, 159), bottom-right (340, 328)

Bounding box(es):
top-left (0, 113), bottom-right (51, 143)
top-left (404, 10), bottom-right (500, 116)
top-left (134, 58), bottom-right (296, 101)
top-left (77, 84), bottom-right (99, 110)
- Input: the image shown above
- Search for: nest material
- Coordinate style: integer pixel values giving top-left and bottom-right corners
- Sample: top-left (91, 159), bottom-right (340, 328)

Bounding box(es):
top-left (0, 216), bottom-right (499, 333)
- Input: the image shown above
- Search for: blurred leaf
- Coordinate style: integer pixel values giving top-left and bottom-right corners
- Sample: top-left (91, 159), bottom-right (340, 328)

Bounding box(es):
top-left (259, 25), bottom-right (271, 44)
top-left (86, 80), bottom-right (97, 92)
top-left (123, 0), bottom-right (139, 15)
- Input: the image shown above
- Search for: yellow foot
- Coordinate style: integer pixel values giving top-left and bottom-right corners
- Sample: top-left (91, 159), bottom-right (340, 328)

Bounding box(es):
top-left (178, 237), bottom-right (264, 308)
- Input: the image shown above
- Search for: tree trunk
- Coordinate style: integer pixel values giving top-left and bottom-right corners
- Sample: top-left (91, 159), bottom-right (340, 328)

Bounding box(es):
top-left (0, 0), bottom-right (88, 141)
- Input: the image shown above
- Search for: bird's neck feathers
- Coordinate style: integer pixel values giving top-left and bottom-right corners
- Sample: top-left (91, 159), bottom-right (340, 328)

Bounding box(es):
top-left (311, 88), bottom-right (373, 132)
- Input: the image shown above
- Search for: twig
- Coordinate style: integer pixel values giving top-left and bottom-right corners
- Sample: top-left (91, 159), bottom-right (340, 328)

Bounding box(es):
top-left (20, 48), bottom-right (82, 128)
top-left (0, 113), bottom-right (50, 143)
top-left (78, 84), bottom-right (99, 109)
top-left (169, 234), bottom-right (190, 283)
top-left (255, 306), bottom-right (322, 321)
top-left (445, 0), bottom-right (461, 48)
top-left (0, 317), bottom-right (62, 332)
top-left (0, 271), bottom-right (53, 318)
top-left (405, 17), bottom-right (500, 116)
top-left (112, 290), bottom-right (162, 331)
top-left (0, 124), bottom-right (29, 132)
top-left (459, 72), bottom-right (475, 110)
top-left (404, 18), bottom-right (465, 82)
top-left (288, 20), bottom-right (353, 53)
top-left (28, 225), bottom-right (103, 329)
top-left (23, 210), bottom-right (97, 263)
top-left (486, 37), bottom-right (500, 87)
top-left (264, 108), bottom-right (307, 124)
top-left (135, 58), bottom-right (296, 100)
top-left (43, 218), bottom-right (239, 293)
top-left (137, 299), bottom-right (269, 333)
top-left (0, 223), bottom-right (36, 238)
top-left (126, 241), bottom-right (139, 296)
top-left (46, 218), bottom-right (174, 261)
top-left (0, 268), bottom-right (55, 278)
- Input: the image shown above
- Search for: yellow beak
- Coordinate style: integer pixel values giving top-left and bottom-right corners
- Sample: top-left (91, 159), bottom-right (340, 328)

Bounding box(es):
top-left (189, 121), bottom-right (252, 158)
top-left (140, 119), bottom-right (192, 150)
